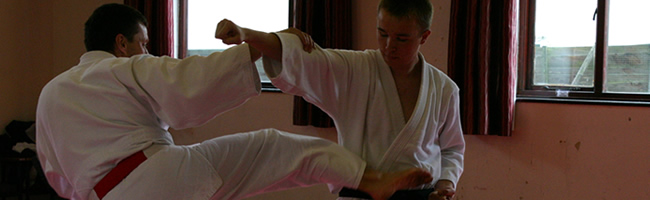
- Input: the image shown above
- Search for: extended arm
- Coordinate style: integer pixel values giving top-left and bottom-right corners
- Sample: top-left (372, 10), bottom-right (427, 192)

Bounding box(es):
top-left (215, 19), bottom-right (313, 61)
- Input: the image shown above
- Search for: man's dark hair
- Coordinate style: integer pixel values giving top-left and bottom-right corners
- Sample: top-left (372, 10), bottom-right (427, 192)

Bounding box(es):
top-left (378, 0), bottom-right (433, 31)
top-left (84, 3), bottom-right (148, 52)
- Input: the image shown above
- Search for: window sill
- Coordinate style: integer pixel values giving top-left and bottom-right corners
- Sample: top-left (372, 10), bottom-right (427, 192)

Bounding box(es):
top-left (261, 82), bottom-right (282, 92)
top-left (516, 96), bottom-right (650, 106)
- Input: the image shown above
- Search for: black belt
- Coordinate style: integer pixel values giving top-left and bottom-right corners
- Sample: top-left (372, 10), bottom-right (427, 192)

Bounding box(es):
top-left (338, 187), bottom-right (434, 200)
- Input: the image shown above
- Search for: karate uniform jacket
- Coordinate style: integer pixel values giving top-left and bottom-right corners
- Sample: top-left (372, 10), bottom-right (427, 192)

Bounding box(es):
top-left (264, 33), bottom-right (465, 190)
top-left (36, 44), bottom-right (260, 199)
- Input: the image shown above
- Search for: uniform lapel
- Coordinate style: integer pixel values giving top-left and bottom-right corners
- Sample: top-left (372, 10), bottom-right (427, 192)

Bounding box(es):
top-left (376, 53), bottom-right (429, 171)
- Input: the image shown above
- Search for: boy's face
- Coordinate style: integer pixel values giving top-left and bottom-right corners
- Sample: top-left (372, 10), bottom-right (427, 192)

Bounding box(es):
top-left (376, 9), bottom-right (430, 69)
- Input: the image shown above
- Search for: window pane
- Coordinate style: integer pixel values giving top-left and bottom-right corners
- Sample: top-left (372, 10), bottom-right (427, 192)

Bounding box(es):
top-left (186, 0), bottom-right (288, 83)
top-left (605, 0), bottom-right (650, 94)
top-left (534, 0), bottom-right (597, 88)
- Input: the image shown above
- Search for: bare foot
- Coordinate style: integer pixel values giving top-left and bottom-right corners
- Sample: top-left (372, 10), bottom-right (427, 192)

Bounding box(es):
top-left (357, 168), bottom-right (433, 200)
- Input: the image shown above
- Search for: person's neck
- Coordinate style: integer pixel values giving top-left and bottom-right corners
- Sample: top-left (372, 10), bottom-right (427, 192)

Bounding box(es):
top-left (390, 57), bottom-right (422, 78)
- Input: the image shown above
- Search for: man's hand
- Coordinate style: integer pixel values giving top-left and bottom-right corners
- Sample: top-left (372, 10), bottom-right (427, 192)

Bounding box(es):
top-left (279, 27), bottom-right (314, 53)
top-left (215, 19), bottom-right (247, 45)
top-left (214, 19), bottom-right (312, 61)
top-left (429, 180), bottom-right (455, 200)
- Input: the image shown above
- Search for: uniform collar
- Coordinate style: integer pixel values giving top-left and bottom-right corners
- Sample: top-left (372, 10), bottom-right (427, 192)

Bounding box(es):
top-left (79, 51), bottom-right (117, 64)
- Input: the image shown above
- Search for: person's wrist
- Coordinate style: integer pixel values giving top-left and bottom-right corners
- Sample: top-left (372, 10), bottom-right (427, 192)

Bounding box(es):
top-left (242, 28), bottom-right (263, 44)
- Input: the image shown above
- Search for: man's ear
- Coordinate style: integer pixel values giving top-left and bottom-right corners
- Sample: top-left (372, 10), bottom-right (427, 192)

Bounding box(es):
top-left (114, 34), bottom-right (128, 57)
top-left (420, 29), bottom-right (432, 45)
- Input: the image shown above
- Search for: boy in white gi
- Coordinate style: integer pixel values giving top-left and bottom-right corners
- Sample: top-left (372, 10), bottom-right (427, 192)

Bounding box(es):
top-left (35, 3), bottom-right (434, 200)
top-left (215, 0), bottom-right (465, 199)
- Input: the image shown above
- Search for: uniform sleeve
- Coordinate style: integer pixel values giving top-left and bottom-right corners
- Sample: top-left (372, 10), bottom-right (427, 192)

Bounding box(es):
top-left (117, 44), bottom-right (261, 129)
top-left (262, 32), bottom-right (368, 117)
top-left (437, 88), bottom-right (465, 186)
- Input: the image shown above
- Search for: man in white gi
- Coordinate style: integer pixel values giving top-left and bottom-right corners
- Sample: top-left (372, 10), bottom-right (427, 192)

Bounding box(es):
top-left (35, 3), bottom-right (435, 200)
top-left (215, 0), bottom-right (465, 199)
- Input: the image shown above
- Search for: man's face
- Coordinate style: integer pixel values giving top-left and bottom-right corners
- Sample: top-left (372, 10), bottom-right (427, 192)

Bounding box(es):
top-left (376, 9), bottom-right (430, 69)
top-left (123, 23), bottom-right (149, 57)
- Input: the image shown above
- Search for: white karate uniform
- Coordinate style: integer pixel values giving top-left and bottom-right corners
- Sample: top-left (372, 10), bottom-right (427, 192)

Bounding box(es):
top-left (36, 44), bottom-right (365, 200)
top-left (264, 33), bottom-right (465, 197)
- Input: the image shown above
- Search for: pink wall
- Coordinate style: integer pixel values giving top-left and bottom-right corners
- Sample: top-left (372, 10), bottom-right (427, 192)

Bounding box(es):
top-left (0, 1), bottom-right (52, 127)
top-left (460, 102), bottom-right (650, 199)
top-left (2, 0), bottom-right (648, 199)
top-left (0, 0), bottom-right (120, 130)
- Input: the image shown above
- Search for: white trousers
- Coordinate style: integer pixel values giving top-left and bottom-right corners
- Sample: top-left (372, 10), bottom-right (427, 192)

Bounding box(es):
top-left (101, 128), bottom-right (365, 200)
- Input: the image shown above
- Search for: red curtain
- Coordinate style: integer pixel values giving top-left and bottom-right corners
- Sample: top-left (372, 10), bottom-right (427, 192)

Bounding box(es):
top-left (290, 0), bottom-right (351, 128)
top-left (124, 0), bottom-right (174, 57)
top-left (448, 0), bottom-right (518, 136)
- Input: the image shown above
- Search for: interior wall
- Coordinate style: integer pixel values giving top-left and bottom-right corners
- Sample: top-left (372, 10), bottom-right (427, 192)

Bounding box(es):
top-left (0, 1), bottom-right (52, 128)
top-left (0, 0), bottom-right (120, 130)
top-left (3, 0), bottom-right (648, 200)
top-left (459, 102), bottom-right (650, 200)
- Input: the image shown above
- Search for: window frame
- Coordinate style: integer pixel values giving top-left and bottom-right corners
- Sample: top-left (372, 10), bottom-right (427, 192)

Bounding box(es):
top-left (176, 0), bottom-right (290, 92)
top-left (517, 0), bottom-right (650, 105)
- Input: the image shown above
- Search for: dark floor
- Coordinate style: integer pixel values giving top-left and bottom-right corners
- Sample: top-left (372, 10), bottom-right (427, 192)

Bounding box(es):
top-left (1, 173), bottom-right (63, 200)
top-left (2, 194), bottom-right (64, 200)
top-left (1, 186), bottom-right (64, 200)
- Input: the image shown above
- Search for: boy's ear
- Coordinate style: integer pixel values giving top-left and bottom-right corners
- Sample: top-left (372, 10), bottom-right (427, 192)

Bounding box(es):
top-left (420, 30), bottom-right (431, 45)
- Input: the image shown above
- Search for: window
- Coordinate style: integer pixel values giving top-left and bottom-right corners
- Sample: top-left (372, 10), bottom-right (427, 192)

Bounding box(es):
top-left (176, 0), bottom-right (289, 89)
top-left (518, 0), bottom-right (650, 103)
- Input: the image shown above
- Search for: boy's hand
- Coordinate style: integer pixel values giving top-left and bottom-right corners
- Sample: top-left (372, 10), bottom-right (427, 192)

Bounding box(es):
top-left (429, 180), bottom-right (455, 200)
top-left (279, 27), bottom-right (314, 53)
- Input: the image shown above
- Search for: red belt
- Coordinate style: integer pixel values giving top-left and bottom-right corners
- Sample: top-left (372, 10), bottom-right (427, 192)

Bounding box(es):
top-left (94, 151), bottom-right (147, 199)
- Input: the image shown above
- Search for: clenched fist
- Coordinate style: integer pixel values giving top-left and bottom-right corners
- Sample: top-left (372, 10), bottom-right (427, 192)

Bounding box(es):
top-left (215, 19), bottom-right (247, 45)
